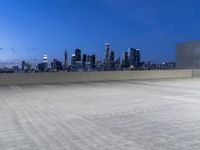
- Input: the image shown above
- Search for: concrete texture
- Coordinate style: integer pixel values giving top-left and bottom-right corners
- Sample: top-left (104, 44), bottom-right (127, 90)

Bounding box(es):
top-left (176, 40), bottom-right (200, 69)
top-left (1, 78), bottom-right (200, 150)
top-left (192, 69), bottom-right (200, 77)
top-left (0, 70), bottom-right (192, 85)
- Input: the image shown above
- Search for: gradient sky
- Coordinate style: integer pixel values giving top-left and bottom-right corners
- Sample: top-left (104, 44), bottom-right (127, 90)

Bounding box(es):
top-left (0, 0), bottom-right (200, 65)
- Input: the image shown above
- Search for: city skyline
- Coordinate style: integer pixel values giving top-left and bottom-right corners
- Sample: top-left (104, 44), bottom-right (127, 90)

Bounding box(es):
top-left (0, 42), bottom-right (164, 68)
top-left (0, 43), bottom-right (140, 67)
top-left (0, 42), bottom-right (175, 73)
top-left (1, 0), bottom-right (200, 64)
top-left (20, 43), bottom-right (143, 72)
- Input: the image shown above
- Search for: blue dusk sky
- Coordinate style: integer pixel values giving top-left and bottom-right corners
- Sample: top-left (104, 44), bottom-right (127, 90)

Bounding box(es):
top-left (0, 0), bottom-right (199, 65)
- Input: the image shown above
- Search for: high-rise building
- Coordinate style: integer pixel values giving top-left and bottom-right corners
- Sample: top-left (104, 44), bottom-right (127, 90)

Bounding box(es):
top-left (63, 49), bottom-right (68, 70)
top-left (75, 48), bottom-right (81, 62)
top-left (43, 54), bottom-right (48, 63)
top-left (38, 63), bottom-right (45, 72)
top-left (13, 66), bottom-right (20, 72)
top-left (22, 61), bottom-right (26, 70)
top-left (86, 55), bottom-right (90, 62)
top-left (109, 50), bottom-right (115, 61)
top-left (115, 57), bottom-right (121, 70)
top-left (122, 52), bottom-right (129, 69)
top-left (128, 48), bottom-right (140, 69)
top-left (104, 43), bottom-right (110, 63)
top-left (51, 59), bottom-right (63, 71)
top-left (21, 61), bottom-right (32, 72)
top-left (91, 54), bottom-right (96, 69)
top-left (71, 54), bottom-right (76, 67)
top-left (85, 54), bottom-right (96, 70)
top-left (135, 49), bottom-right (141, 68)
top-left (43, 54), bottom-right (48, 71)
top-left (109, 50), bottom-right (115, 70)
top-left (82, 54), bottom-right (87, 69)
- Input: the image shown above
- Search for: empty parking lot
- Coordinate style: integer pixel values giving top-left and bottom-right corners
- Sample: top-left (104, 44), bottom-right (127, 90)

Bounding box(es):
top-left (1, 78), bottom-right (200, 150)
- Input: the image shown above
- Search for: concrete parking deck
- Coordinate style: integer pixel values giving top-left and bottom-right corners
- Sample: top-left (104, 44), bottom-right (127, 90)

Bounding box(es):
top-left (1, 78), bottom-right (200, 150)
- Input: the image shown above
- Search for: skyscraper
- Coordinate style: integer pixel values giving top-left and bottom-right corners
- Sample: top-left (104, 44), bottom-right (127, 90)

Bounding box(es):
top-left (71, 54), bottom-right (76, 67)
top-left (128, 48), bottom-right (140, 69)
top-left (91, 54), bottom-right (96, 69)
top-left (109, 50), bottom-right (115, 61)
top-left (51, 59), bottom-right (63, 71)
top-left (43, 54), bottom-right (48, 71)
top-left (109, 50), bottom-right (115, 70)
top-left (63, 49), bottom-right (68, 70)
top-left (75, 48), bottom-right (81, 62)
top-left (84, 54), bottom-right (96, 70)
top-left (82, 54), bottom-right (87, 69)
top-left (22, 61), bottom-right (26, 70)
top-left (135, 49), bottom-right (141, 68)
top-left (115, 57), bottom-right (121, 70)
top-left (122, 52), bottom-right (129, 69)
top-left (104, 43), bottom-right (110, 63)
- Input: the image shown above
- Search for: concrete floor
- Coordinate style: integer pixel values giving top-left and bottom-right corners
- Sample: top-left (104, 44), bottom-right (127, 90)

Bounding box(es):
top-left (1, 78), bottom-right (200, 150)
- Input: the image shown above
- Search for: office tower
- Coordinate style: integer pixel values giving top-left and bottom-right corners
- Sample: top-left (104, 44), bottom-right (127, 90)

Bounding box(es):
top-left (86, 55), bottom-right (90, 62)
top-left (71, 54), bottom-right (76, 67)
top-left (43, 54), bottom-right (48, 71)
top-left (13, 66), bottom-right (19, 72)
top-left (21, 61), bottom-right (32, 72)
top-left (38, 63), bottom-right (45, 72)
top-left (75, 48), bottom-right (81, 61)
top-left (129, 48), bottom-right (135, 67)
top-left (135, 49), bottom-right (141, 68)
top-left (43, 54), bottom-right (48, 63)
top-left (96, 59), bottom-right (103, 71)
top-left (85, 55), bottom-right (91, 71)
top-left (22, 61), bottom-right (26, 70)
top-left (115, 57), bottom-right (121, 70)
top-left (82, 54), bottom-right (87, 69)
top-left (128, 48), bottom-right (140, 69)
top-left (51, 59), bottom-right (63, 71)
top-left (109, 50), bottom-right (115, 70)
top-left (91, 54), bottom-right (96, 69)
top-left (84, 54), bottom-right (96, 70)
top-left (104, 43), bottom-right (110, 63)
top-left (122, 52), bottom-right (129, 69)
top-left (108, 50), bottom-right (115, 61)
top-left (63, 49), bottom-right (68, 70)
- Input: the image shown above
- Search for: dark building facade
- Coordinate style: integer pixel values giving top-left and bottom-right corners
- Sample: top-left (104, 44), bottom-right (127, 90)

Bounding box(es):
top-left (91, 54), bottom-right (96, 69)
top-left (22, 61), bottom-right (26, 70)
top-left (71, 54), bottom-right (76, 67)
top-left (109, 50), bottom-right (115, 70)
top-left (122, 52), bottom-right (129, 69)
top-left (63, 49), bottom-right (68, 70)
top-left (51, 59), bottom-right (63, 71)
top-left (85, 54), bottom-right (96, 69)
top-left (75, 48), bottom-right (81, 62)
top-left (38, 63), bottom-right (46, 72)
top-left (129, 48), bottom-right (141, 69)
top-left (104, 43), bottom-right (110, 63)
top-left (82, 54), bottom-right (87, 69)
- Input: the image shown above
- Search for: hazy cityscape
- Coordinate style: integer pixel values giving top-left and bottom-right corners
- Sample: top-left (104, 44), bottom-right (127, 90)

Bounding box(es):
top-left (0, 43), bottom-right (175, 73)
top-left (2, 0), bottom-right (200, 150)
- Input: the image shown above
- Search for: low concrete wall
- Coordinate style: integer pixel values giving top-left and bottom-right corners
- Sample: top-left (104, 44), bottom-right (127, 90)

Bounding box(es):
top-left (0, 70), bottom-right (192, 85)
top-left (192, 69), bottom-right (200, 77)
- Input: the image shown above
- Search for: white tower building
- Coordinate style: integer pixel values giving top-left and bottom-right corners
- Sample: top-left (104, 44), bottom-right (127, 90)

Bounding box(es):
top-left (43, 54), bottom-right (48, 71)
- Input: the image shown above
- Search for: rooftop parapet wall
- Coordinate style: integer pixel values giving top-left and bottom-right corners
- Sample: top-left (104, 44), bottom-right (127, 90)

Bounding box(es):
top-left (0, 70), bottom-right (192, 85)
top-left (192, 69), bottom-right (200, 77)
top-left (176, 40), bottom-right (200, 69)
